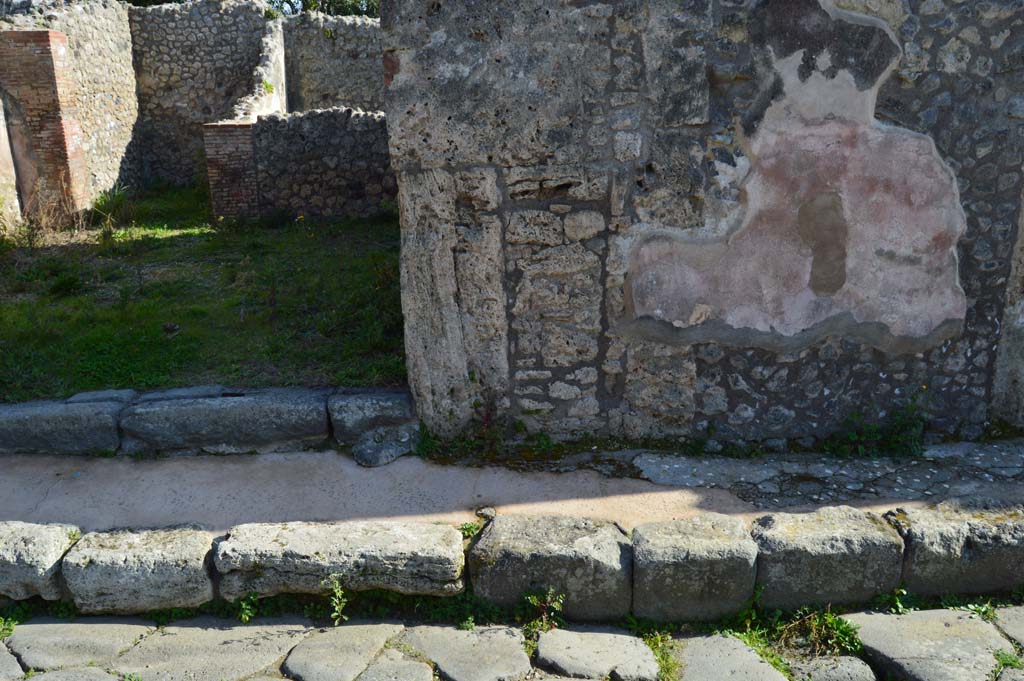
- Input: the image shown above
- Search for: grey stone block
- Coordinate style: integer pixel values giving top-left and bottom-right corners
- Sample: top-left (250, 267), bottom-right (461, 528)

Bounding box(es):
top-left (536, 628), bottom-right (659, 681)
top-left (0, 521), bottom-right (80, 601)
top-left (0, 647), bottom-right (23, 681)
top-left (633, 514), bottom-right (757, 622)
top-left (27, 670), bottom-right (118, 681)
top-left (788, 656), bottom-right (876, 681)
top-left (328, 391), bottom-right (415, 443)
top-left (214, 521), bottom-right (465, 601)
top-left (468, 515), bottom-right (632, 621)
top-left (998, 606), bottom-right (1024, 647)
top-left (5, 617), bottom-right (153, 671)
top-left (120, 387), bottom-right (329, 454)
top-left (751, 506), bottom-right (903, 610)
top-left (352, 422), bottom-right (420, 467)
top-left (885, 502), bottom-right (1024, 596)
top-left (65, 390), bottom-right (137, 405)
top-left (400, 626), bottom-right (532, 681)
top-left (845, 610), bottom-right (1011, 681)
top-left (137, 385), bottom-right (227, 402)
top-left (674, 635), bottom-right (787, 681)
top-left (356, 649), bottom-right (434, 681)
top-left (0, 401), bottom-right (122, 455)
top-left (62, 527), bottom-right (215, 614)
top-left (281, 623), bottom-right (403, 681)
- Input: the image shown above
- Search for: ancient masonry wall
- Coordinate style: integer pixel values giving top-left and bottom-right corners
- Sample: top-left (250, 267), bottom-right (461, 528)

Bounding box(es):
top-left (205, 108), bottom-right (394, 221)
top-left (229, 17), bottom-right (287, 121)
top-left (129, 0), bottom-right (269, 186)
top-left (283, 13), bottom-right (383, 112)
top-left (385, 0), bottom-right (1024, 444)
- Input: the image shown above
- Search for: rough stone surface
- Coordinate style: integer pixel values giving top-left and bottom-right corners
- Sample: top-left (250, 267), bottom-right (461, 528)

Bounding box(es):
top-left (886, 501), bottom-right (1024, 596)
top-left (788, 657), bottom-right (877, 681)
top-left (119, 388), bottom-right (329, 454)
top-left (65, 390), bottom-right (137, 405)
top-left (5, 617), bottom-right (153, 671)
top-left (352, 423), bottom-right (420, 467)
top-left (751, 506), bottom-right (903, 610)
top-left (400, 626), bottom-right (532, 681)
top-left (674, 635), bottom-right (787, 681)
top-left (113, 616), bottom-right (311, 681)
top-left (26, 670), bottom-right (118, 681)
top-left (329, 392), bottom-right (415, 443)
top-left (282, 623), bottom-right (402, 681)
top-left (632, 514), bottom-right (757, 622)
top-left (62, 527), bottom-right (214, 614)
top-left (0, 521), bottom-right (79, 601)
top-left (0, 648), bottom-right (22, 681)
top-left (998, 606), bottom-right (1024, 647)
top-left (0, 401), bottom-right (121, 455)
top-left (845, 610), bottom-right (1012, 681)
top-left (214, 521), bottom-right (464, 601)
top-left (356, 649), bottom-right (433, 681)
top-left (535, 628), bottom-right (659, 681)
top-left (468, 515), bottom-right (631, 621)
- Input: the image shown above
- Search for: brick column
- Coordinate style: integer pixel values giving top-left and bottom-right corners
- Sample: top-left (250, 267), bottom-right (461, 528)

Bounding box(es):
top-left (203, 121), bottom-right (260, 221)
top-left (0, 30), bottom-right (90, 219)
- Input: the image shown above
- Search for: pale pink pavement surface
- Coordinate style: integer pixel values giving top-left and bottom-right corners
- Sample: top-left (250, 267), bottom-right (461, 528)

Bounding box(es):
top-left (0, 450), bottom-right (936, 532)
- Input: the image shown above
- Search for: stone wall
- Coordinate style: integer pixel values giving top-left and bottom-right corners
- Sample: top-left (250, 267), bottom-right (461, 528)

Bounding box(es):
top-left (385, 0), bottom-right (1024, 443)
top-left (205, 108), bottom-right (394, 221)
top-left (229, 18), bottom-right (287, 121)
top-left (1, 0), bottom-right (139, 201)
top-left (283, 13), bottom-right (383, 112)
top-left (0, 105), bottom-right (18, 223)
top-left (129, 0), bottom-right (270, 186)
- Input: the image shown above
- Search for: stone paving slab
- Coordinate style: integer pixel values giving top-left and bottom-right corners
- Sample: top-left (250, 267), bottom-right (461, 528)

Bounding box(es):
top-left (535, 627), bottom-right (658, 680)
top-left (0, 521), bottom-right (79, 601)
top-left (400, 626), bottom-right (533, 681)
top-left (788, 656), bottom-right (876, 681)
top-left (112, 616), bottom-right (312, 681)
top-left (0, 648), bottom-right (22, 681)
top-left (25, 670), bottom-right (118, 681)
top-left (356, 649), bottom-right (434, 681)
top-left (997, 606), bottom-right (1024, 647)
top-left (281, 623), bottom-right (403, 681)
top-left (4, 616), bottom-right (153, 671)
top-left (673, 635), bottom-right (787, 680)
top-left (845, 610), bottom-right (1012, 681)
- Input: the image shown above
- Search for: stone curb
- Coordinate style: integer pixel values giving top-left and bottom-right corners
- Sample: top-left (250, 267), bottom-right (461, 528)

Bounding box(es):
top-left (0, 501), bottom-right (1021, 618)
top-left (0, 386), bottom-right (419, 462)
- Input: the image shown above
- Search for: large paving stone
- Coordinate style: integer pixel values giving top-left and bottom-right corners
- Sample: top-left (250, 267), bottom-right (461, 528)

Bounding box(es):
top-left (844, 610), bottom-right (1012, 681)
top-left (356, 648), bottom-right (434, 681)
top-left (215, 521), bottom-right (464, 601)
top-left (0, 521), bottom-right (80, 601)
top-left (62, 527), bottom-right (214, 614)
top-left (788, 656), bottom-right (876, 681)
top-left (26, 670), bottom-right (118, 681)
top-left (113, 616), bottom-right (312, 681)
top-left (5, 617), bottom-right (153, 671)
top-left (0, 648), bottom-right (22, 681)
top-left (281, 623), bottom-right (403, 681)
top-left (535, 628), bottom-right (659, 681)
top-left (632, 514), bottom-right (757, 622)
top-left (0, 400), bottom-right (122, 455)
top-left (998, 606), bottom-right (1024, 647)
top-left (120, 388), bottom-right (329, 454)
top-left (674, 635), bottom-right (787, 680)
top-left (751, 507), bottom-right (903, 610)
top-left (400, 626), bottom-right (532, 681)
top-left (885, 503), bottom-right (1024, 596)
top-left (468, 515), bottom-right (632, 621)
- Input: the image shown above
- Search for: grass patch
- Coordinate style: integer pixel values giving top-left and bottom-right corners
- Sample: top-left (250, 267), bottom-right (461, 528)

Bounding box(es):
top-left (0, 186), bottom-right (405, 401)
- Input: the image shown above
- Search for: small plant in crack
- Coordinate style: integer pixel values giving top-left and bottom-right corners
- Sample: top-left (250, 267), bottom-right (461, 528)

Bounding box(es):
top-left (517, 588), bottom-right (566, 656)
top-left (325, 576), bottom-right (349, 626)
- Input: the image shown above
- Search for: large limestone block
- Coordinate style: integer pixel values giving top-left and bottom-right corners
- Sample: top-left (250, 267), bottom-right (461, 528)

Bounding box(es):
top-left (214, 521), bottom-right (465, 601)
top-left (62, 527), bottom-right (215, 614)
top-left (281, 623), bottom-right (403, 681)
top-left (751, 506), bottom-right (903, 610)
top-left (0, 521), bottom-right (80, 601)
top-left (535, 628), bottom-right (659, 681)
top-left (633, 514), bottom-right (757, 622)
top-left (0, 401), bottom-right (122, 455)
top-left (468, 515), bottom-right (632, 621)
top-left (5, 617), bottom-right (153, 671)
top-left (885, 503), bottom-right (1024, 596)
top-left (845, 610), bottom-right (1011, 681)
top-left (400, 626), bottom-right (532, 681)
top-left (120, 388), bottom-right (329, 454)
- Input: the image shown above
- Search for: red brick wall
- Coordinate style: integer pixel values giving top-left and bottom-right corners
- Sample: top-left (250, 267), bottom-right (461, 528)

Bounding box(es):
top-left (0, 30), bottom-right (90, 218)
top-left (202, 122), bottom-right (259, 220)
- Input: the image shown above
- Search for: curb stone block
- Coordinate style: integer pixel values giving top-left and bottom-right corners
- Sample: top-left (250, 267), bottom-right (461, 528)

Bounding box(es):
top-left (120, 387), bottom-right (330, 454)
top-left (65, 389), bottom-right (137, 405)
top-left (62, 526), bottom-right (215, 614)
top-left (214, 521), bottom-right (465, 601)
top-left (468, 515), bottom-right (632, 621)
top-left (137, 385), bottom-right (227, 402)
top-left (328, 391), bottom-right (415, 443)
top-left (632, 513), bottom-right (757, 622)
top-left (0, 401), bottom-right (122, 455)
top-left (751, 506), bottom-right (903, 610)
top-left (885, 502), bottom-right (1024, 596)
top-left (0, 521), bottom-right (80, 601)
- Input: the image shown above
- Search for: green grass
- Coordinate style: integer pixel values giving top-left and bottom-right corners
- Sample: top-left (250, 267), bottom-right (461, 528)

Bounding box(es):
top-left (0, 186), bottom-right (405, 402)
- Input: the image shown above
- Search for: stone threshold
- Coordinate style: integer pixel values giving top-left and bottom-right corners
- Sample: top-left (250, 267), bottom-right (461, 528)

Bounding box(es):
top-left (2, 500), bottom-right (1022, 622)
top-left (0, 386), bottom-right (418, 466)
